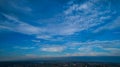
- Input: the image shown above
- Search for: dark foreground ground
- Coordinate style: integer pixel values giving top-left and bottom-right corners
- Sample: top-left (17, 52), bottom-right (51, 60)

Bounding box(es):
top-left (0, 62), bottom-right (120, 67)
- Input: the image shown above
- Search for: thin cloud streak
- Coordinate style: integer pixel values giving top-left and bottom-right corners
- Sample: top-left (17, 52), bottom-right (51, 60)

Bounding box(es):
top-left (94, 16), bottom-right (120, 33)
top-left (14, 46), bottom-right (35, 50)
top-left (40, 46), bottom-right (66, 52)
top-left (0, 14), bottom-right (42, 35)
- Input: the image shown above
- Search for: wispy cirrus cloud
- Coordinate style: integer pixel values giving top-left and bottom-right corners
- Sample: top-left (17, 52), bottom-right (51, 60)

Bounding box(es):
top-left (94, 16), bottom-right (120, 33)
top-left (0, 0), bottom-right (116, 38)
top-left (0, 13), bottom-right (43, 35)
top-left (42, 0), bottom-right (113, 36)
top-left (0, 0), bottom-right (118, 43)
top-left (14, 46), bottom-right (35, 50)
top-left (65, 40), bottom-right (120, 56)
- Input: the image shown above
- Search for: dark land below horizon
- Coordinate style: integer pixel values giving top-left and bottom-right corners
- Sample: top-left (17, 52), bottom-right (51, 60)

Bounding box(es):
top-left (0, 56), bottom-right (120, 67)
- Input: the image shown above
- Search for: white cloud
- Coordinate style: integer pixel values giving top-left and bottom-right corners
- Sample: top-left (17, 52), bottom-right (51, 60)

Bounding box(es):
top-left (37, 40), bottom-right (120, 56)
top-left (65, 40), bottom-right (120, 56)
top-left (40, 46), bottom-right (65, 52)
top-left (105, 48), bottom-right (120, 51)
top-left (68, 40), bottom-right (120, 47)
top-left (78, 46), bottom-right (92, 52)
top-left (77, 3), bottom-right (88, 10)
top-left (36, 35), bottom-right (51, 40)
top-left (43, 0), bottom-right (113, 36)
top-left (94, 16), bottom-right (120, 33)
top-left (65, 52), bottom-right (112, 56)
top-left (32, 40), bottom-right (41, 43)
top-left (0, 0), bottom-right (117, 40)
top-left (0, 14), bottom-right (43, 35)
top-left (14, 46), bottom-right (35, 50)
top-left (64, 4), bottom-right (78, 15)
top-left (36, 35), bottom-right (63, 41)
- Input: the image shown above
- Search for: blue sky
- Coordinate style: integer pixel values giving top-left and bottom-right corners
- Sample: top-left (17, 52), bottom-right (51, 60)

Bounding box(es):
top-left (0, 0), bottom-right (120, 61)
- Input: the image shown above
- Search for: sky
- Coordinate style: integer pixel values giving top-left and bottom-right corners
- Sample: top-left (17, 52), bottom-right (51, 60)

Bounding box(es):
top-left (0, 0), bottom-right (120, 61)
